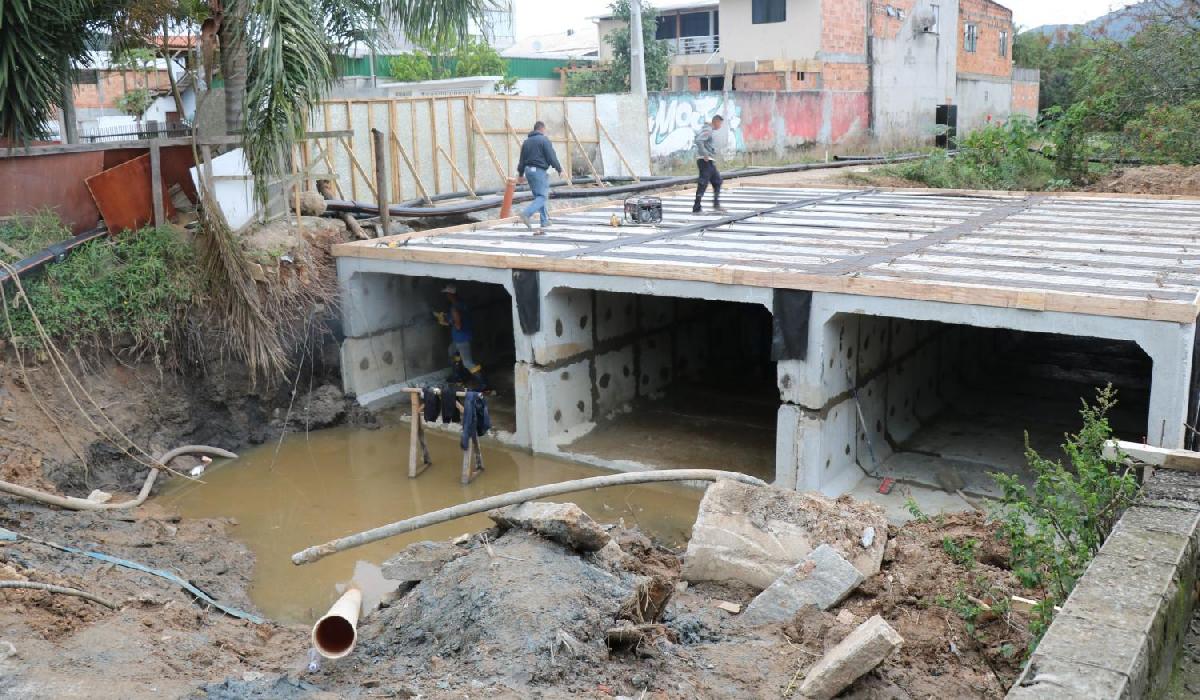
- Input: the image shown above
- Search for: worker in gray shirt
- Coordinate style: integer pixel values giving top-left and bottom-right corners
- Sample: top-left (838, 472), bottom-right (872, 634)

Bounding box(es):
top-left (693, 115), bottom-right (725, 213)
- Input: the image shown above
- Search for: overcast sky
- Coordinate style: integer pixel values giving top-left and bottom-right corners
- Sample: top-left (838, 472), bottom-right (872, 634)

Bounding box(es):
top-left (511, 0), bottom-right (1133, 39)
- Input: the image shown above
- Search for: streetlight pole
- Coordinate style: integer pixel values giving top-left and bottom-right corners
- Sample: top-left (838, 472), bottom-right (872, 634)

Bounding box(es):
top-left (629, 0), bottom-right (647, 100)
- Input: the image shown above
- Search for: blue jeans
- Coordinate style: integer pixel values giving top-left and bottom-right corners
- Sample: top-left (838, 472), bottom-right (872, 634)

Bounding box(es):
top-left (522, 167), bottom-right (550, 225)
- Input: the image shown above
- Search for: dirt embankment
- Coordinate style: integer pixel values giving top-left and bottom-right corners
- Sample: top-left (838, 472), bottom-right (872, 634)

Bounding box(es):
top-left (1091, 165), bottom-right (1200, 197)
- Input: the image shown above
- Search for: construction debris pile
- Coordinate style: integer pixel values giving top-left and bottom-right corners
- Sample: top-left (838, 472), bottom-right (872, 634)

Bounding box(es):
top-left (310, 480), bottom-right (1039, 698)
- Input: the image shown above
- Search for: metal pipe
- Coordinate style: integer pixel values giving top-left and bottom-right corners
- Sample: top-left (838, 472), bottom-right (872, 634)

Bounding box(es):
top-left (312, 587), bottom-right (362, 659)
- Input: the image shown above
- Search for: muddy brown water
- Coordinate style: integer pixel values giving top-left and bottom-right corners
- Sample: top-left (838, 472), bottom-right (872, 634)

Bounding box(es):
top-left (157, 424), bottom-right (703, 625)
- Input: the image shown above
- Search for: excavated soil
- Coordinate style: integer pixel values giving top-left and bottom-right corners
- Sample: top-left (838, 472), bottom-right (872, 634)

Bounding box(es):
top-left (1091, 165), bottom-right (1200, 197)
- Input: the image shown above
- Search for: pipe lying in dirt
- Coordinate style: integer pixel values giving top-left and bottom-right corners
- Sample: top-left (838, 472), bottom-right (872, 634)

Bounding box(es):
top-left (324, 153), bottom-right (929, 219)
top-left (312, 587), bottom-right (363, 659)
top-left (0, 445), bottom-right (237, 511)
top-left (0, 580), bottom-right (117, 609)
top-left (291, 469), bottom-right (768, 566)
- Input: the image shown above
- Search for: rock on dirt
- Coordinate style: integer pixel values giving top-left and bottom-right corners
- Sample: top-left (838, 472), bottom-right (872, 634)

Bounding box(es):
top-left (741, 544), bottom-right (864, 626)
top-left (797, 614), bottom-right (903, 700)
top-left (381, 540), bottom-right (466, 582)
top-left (682, 480), bottom-right (887, 588)
top-left (289, 383), bottom-right (347, 430)
top-left (297, 191), bottom-right (327, 217)
top-left (489, 501), bottom-right (611, 552)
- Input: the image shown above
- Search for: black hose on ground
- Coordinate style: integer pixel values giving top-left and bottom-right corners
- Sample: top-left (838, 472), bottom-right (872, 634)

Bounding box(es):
top-left (327, 152), bottom-right (930, 219)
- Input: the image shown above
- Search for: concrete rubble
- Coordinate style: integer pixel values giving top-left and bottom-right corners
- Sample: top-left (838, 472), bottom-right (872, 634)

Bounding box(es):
top-left (381, 540), bottom-right (466, 582)
top-left (740, 544), bottom-right (865, 626)
top-left (488, 501), bottom-right (612, 552)
top-left (682, 480), bottom-right (887, 589)
top-left (797, 614), bottom-right (904, 700)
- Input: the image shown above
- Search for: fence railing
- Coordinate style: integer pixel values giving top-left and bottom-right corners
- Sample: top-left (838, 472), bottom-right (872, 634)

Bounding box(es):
top-left (674, 35), bottom-right (719, 56)
top-left (80, 122), bottom-right (192, 143)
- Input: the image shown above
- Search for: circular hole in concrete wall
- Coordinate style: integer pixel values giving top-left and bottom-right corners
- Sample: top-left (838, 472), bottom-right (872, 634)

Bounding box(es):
top-left (362, 285), bottom-right (370, 296)
top-left (825, 458), bottom-right (831, 470)
top-left (576, 400), bottom-right (585, 413)
top-left (867, 388), bottom-right (873, 397)
top-left (847, 347), bottom-right (854, 359)
top-left (554, 409), bottom-right (562, 422)
top-left (864, 337), bottom-right (871, 350)
top-left (599, 373), bottom-right (611, 388)
top-left (382, 351), bottom-right (394, 365)
top-left (844, 444), bottom-right (851, 455)
top-left (828, 358), bottom-right (834, 368)
top-left (580, 315), bottom-right (589, 330)
top-left (876, 419), bottom-right (882, 432)
top-left (889, 406), bottom-right (896, 417)
top-left (359, 358), bottom-right (369, 371)
top-left (560, 371), bottom-right (570, 381)
top-left (623, 365), bottom-right (630, 377)
top-left (555, 319), bottom-right (563, 337)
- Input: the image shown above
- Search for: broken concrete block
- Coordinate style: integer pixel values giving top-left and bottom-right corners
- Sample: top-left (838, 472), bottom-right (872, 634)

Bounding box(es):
top-left (797, 614), bottom-right (903, 700)
top-left (682, 480), bottom-right (887, 589)
top-left (488, 502), bottom-right (611, 552)
top-left (741, 545), bottom-right (865, 626)
top-left (381, 541), bottom-right (466, 582)
top-left (714, 600), bottom-right (741, 614)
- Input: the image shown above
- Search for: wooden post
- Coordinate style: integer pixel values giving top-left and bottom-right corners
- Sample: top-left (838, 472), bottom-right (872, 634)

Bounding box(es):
top-left (408, 392), bottom-right (421, 478)
top-left (503, 99), bottom-right (512, 174)
top-left (372, 128), bottom-right (390, 236)
top-left (467, 103), bottom-right (507, 181)
top-left (428, 99), bottom-right (440, 194)
top-left (149, 139), bottom-right (164, 227)
top-left (566, 119), bottom-right (603, 186)
top-left (388, 100), bottom-right (401, 202)
top-left (562, 98), bottom-right (573, 181)
top-left (390, 132), bottom-right (434, 205)
top-left (466, 97), bottom-right (477, 194)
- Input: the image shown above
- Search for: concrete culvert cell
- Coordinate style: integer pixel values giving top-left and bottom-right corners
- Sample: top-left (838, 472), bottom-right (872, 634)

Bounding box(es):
top-left (818, 312), bottom-right (1152, 499)
top-left (560, 292), bottom-right (778, 482)
top-left (340, 273), bottom-right (517, 432)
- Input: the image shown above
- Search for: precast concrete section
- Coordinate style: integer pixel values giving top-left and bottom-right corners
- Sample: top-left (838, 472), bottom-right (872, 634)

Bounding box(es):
top-left (333, 187), bottom-right (1200, 493)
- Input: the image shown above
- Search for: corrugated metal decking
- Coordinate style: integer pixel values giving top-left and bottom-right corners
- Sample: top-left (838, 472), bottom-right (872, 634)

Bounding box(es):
top-left (332, 186), bottom-right (1200, 323)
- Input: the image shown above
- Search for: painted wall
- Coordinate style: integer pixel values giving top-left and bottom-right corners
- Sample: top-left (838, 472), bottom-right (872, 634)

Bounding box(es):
top-left (721, 0), bottom-right (822, 62)
top-left (870, 0), bottom-right (960, 144)
top-left (1011, 69), bottom-right (1041, 120)
top-left (646, 89), bottom-right (869, 162)
top-left (956, 75), bottom-right (1013, 133)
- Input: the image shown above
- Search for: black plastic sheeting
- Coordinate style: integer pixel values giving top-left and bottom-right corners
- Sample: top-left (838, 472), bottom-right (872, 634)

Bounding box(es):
top-left (326, 153), bottom-right (929, 219)
top-left (771, 289), bottom-right (812, 362)
top-left (512, 269), bottom-right (541, 335)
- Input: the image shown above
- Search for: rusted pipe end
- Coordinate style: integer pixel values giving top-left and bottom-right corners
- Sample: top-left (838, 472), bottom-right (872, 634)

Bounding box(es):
top-left (499, 178), bottom-right (517, 219)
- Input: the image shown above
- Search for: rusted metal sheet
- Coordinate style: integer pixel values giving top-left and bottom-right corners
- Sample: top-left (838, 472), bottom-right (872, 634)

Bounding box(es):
top-left (0, 150), bottom-right (105, 233)
top-left (85, 153), bottom-right (175, 233)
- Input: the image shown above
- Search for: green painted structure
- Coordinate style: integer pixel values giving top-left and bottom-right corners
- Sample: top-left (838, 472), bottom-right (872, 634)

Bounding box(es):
top-left (334, 55), bottom-right (586, 81)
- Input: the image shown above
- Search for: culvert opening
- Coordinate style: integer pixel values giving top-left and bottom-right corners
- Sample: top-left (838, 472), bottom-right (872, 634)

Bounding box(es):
top-left (552, 290), bottom-right (778, 481)
top-left (352, 272), bottom-right (516, 430)
top-left (829, 313), bottom-right (1151, 498)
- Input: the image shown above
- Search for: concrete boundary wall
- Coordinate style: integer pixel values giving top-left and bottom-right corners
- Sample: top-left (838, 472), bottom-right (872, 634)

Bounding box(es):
top-left (1008, 469), bottom-right (1200, 699)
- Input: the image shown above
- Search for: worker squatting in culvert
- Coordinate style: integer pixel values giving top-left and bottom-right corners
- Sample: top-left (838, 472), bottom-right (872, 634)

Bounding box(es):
top-left (434, 284), bottom-right (488, 391)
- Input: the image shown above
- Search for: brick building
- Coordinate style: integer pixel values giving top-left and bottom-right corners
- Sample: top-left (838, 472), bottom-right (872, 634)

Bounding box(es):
top-left (599, 0), bottom-right (1041, 153)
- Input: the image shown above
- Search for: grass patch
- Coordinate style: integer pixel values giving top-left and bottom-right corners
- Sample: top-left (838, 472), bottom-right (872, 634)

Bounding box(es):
top-left (0, 214), bottom-right (198, 363)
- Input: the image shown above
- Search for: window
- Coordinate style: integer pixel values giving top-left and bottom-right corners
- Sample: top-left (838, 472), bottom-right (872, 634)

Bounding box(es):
top-left (964, 23), bottom-right (978, 53)
top-left (752, 0), bottom-right (786, 24)
top-left (680, 11), bottom-right (710, 37)
top-left (73, 69), bottom-right (99, 85)
top-left (999, 30), bottom-right (1008, 57)
top-left (700, 76), bottom-right (725, 91)
top-left (655, 16), bottom-right (675, 40)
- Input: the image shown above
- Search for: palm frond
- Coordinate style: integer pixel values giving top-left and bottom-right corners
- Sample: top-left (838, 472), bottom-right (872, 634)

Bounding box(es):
top-left (381, 0), bottom-right (494, 45)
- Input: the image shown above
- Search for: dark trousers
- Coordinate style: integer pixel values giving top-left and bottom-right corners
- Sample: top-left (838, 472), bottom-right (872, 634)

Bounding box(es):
top-left (693, 158), bottom-right (722, 210)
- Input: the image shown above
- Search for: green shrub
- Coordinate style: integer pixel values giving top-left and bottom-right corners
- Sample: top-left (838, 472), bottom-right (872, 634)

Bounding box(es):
top-left (1123, 100), bottom-right (1200, 165)
top-left (992, 385), bottom-right (1138, 647)
top-left (888, 119), bottom-right (1056, 190)
top-left (0, 216), bottom-right (198, 362)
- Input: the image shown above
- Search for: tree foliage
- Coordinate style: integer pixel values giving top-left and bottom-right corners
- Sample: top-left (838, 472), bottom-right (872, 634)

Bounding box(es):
top-left (387, 36), bottom-right (514, 92)
top-left (564, 0), bottom-right (670, 96)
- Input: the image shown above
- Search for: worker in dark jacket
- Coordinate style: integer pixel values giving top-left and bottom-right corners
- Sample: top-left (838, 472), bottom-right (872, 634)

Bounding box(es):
top-left (693, 115), bottom-right (725, 213)
top-left (516, 120), bottom-right (562, 233)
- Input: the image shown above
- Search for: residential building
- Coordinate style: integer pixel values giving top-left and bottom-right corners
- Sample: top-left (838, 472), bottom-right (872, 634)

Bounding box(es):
top-left (599, 0), bottom-right (1040, 155)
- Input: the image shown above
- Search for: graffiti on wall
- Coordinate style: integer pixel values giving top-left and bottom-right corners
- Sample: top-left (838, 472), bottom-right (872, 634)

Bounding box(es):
top-left (647, 93), bottom-right (743, 159)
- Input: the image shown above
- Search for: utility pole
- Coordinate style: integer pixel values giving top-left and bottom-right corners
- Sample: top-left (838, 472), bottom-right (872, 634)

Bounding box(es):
top-left (629, 0), bottom-right (647, 100)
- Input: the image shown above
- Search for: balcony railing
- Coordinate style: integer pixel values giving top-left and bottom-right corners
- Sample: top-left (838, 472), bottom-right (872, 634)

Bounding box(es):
top-left (668, 34), bottom-right (719, 56)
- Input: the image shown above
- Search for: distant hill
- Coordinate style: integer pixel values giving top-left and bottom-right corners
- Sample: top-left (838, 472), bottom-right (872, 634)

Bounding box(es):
top-left (1026, 0), bottom-right (1189, 42)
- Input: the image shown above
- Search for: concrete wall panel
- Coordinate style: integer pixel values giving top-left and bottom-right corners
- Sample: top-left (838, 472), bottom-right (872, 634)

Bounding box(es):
top-left (594, 346), bottom-right (637, 418)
